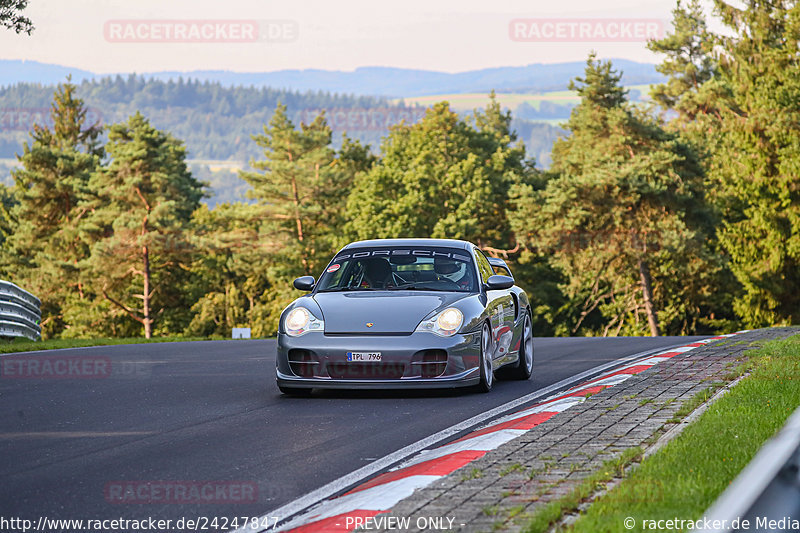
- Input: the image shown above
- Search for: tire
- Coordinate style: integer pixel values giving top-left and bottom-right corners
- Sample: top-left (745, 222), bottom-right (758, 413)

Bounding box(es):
top-left (508, 311), bottom-right (534, 380)
top-left (475, 323), bottom-right (494, 393)
top-left (278, 385), bottom-right (312, 397)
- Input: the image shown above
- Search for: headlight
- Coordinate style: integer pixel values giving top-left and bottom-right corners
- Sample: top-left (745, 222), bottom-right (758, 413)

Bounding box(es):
top-left (284, 307), bottom-right (324, 337)
top-left (416, 307), bottom-right (464, 337)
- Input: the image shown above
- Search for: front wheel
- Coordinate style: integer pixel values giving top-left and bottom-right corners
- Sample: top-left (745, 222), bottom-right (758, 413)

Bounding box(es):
top-left (475, 323), bottom-right (494, 393)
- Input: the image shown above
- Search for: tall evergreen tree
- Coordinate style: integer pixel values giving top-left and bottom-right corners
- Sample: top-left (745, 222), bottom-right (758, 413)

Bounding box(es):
top-left (650, 1), bottom-right (800, 326)
top-left (238, 104), bottom-right (360, 333)
top-left (514, 54), bottom-right (717, 336)
top-left (82, 112), bottom-right (203, 338)
top-left (709, 0), bottom-right (800, 326)
top-left (344, 96), bottom-right (533, 249)
top-left (240, 104), bottom-right (340, 275)
top-left (647, 0), bottom-right (719, 123)
top-left (1, 80), bottom-right (102, 337)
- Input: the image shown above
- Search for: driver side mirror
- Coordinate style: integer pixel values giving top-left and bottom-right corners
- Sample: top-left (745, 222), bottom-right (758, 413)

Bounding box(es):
top-left (293, 276), bottom-right (315, 291)
top-left (485, 275), bottom-right (514, 291)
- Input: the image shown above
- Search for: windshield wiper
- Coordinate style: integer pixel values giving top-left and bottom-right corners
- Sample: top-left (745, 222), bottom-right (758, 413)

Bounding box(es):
top-left (318, 287), bottom-right (379, 292)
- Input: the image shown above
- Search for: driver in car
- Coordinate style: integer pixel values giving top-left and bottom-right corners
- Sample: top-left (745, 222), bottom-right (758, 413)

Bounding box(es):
top-left (358, 257), bottom-right (395, 289)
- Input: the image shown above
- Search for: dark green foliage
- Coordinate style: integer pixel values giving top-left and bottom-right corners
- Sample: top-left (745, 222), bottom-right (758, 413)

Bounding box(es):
top-left (649, 0), bottom-right (800, 327)
top-left (80, 112), bottom-right (203, 338)
top-left (7, 1), bottom-right (800, 340)
top-left (707, 0), bottom-right (800, 326)
top-left (344, 95), bottom-right (536, 249)
top-left (512, 54), bottom-right (722, 336)
top-left (0, 182), bottom-right (15, 247)
top-left (184, 202), bottom-right (271, 338)
top-left (1, 80), bottom-right (102, 337)
top-left (0, 0), bottom-right (32, 34)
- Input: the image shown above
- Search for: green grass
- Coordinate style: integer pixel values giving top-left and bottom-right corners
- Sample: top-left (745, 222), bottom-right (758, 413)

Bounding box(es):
top-left (663, 385), bottom-right (720, 424)
top-left (0, 335), bottom-right (236, 354)
top-left (521, 447), bottom-right (644, 533)
top-left (461, 467), bottom-right (484, 481)
top-left (563, 333), bottom-right (800, 532)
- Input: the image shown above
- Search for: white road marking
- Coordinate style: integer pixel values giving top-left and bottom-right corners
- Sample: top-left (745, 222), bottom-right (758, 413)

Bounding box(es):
top-left (399, 429), bottom-right (527, 469)
top-left (284, 475), bottom-right (440, 527)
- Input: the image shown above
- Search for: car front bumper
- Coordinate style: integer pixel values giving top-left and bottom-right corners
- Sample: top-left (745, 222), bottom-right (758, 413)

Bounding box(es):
top-left (275, 330), bottom-right (481, 390)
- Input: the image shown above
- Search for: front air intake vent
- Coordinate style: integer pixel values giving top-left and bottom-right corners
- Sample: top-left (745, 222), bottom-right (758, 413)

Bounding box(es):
top-left (288, 349), bottom-right (320, 378)
top-left (411, 349), bottom-right (448, 378)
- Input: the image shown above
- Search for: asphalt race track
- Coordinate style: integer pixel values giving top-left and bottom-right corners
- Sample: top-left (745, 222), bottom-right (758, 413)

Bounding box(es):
top-left (0, 337), bottom-right (705, 526)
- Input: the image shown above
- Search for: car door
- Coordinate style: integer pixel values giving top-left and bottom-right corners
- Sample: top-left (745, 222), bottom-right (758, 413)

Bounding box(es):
top-left (473, 248), bottom-right (515, 363)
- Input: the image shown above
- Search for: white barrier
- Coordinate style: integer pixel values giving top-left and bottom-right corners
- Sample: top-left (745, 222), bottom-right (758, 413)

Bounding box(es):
top-left (0, 280), bottom-right (41, 341)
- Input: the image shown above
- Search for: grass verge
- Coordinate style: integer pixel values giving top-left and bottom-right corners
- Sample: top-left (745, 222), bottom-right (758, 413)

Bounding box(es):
top-left (520, 447), bottom-right (644, 533)
top-left (0, 335), bottom-right (231, 354)
top-left (560, 332), bottom-right (800, 532)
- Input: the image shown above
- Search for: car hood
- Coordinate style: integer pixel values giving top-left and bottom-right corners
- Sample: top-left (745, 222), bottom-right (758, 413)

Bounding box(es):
top-left (313, 291), bottom-right (468, 334)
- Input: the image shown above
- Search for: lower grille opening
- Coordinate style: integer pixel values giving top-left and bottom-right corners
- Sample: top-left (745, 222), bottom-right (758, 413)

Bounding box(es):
top-left (288, 349), bottom-right (320, 378)
top-left (326, 362), bottom-right (406, 380)
top-left (413, 349), bottom-right (448, 378)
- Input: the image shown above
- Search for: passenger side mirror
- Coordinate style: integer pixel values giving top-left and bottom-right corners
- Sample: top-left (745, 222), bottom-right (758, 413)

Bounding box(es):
top-left (485, 275), bottom-right (514, 291)
top-left (293, 276), bottom-right (315, 291)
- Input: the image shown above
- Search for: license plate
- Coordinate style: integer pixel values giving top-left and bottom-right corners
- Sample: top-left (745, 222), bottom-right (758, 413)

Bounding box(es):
top-left (346, 351), bottom-right (382, 362)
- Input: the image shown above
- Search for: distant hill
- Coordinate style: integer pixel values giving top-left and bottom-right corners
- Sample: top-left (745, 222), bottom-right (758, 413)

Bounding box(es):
top-left (0, 76), bottom-right (563, 206)
top-left (0, 59), bottom-right (664, 97)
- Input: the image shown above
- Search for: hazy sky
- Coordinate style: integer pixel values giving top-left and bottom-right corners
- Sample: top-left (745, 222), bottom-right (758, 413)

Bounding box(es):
top-left (2, 0), bottom-right (719, 73)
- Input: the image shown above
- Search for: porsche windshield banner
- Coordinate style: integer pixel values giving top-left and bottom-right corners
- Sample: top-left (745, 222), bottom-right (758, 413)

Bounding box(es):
top-left (331, 248), bottom-right (472, 264)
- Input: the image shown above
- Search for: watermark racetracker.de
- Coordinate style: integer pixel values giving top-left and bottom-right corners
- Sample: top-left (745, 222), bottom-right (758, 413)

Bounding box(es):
top-left (0, 354), bottom-right (153, 380)
top-left (509, 18), bottom-right (665, 42)
top-left (104, 480), bottom-right (258, 504)
top-left (104, 19), bottom-right (298, 43)
top-left (623, 515), bottom-right (800, 530)
top-left (0, 107), bottom-right (103, 132)
top-left (1, 355), bottom-right (112, 379)
top-left (298, 107), bottom-right (427, 132)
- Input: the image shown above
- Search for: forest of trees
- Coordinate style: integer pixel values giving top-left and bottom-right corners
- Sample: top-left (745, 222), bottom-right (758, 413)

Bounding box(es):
top-left (0, 76), bottom-right (563, 176)
top-left (1, 0), bottom-right (798, 339)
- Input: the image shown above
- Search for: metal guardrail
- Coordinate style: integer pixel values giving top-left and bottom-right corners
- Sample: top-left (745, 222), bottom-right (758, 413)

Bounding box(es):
top-left (0, 280), bottom-right (41, 341)
top-left (695, 405), bottom-right (800, 532)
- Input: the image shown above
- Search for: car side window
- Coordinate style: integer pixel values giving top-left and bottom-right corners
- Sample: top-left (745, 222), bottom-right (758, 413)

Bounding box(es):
top-left (492, 265), bottom-right (511, 277)
top-left (473, 248), bottom-right (494, 284)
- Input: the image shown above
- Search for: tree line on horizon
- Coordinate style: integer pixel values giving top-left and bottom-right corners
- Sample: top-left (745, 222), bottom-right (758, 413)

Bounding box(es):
top-left (1, 0), bottom-right (798, 339)
top-left (0, 76), bottom-right (563, 175)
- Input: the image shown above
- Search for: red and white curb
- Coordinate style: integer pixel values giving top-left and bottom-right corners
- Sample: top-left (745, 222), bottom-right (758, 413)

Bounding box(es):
top-left (267, 333), bottom-right (747, 532)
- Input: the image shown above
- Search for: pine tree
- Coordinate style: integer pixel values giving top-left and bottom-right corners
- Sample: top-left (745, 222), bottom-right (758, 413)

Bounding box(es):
top-left (82, 112), bottom-right (203, 338)
top-left (0, 183), bottom-right (15, 249)
top-left (1, 79), bottom-right (102, 337)
top-left (344, 96), bottom-right (533, 249)
top-left (185, 202), bottom-right (273, 338)
top-left (708, 0), bottom-right (800, 325)
top-left (650, 1), bottom-right (800, 326)
top-left (647, 0), bottom-right (719, 122)
top-left (239, 104), bottom-right (338, 277)
top-left (238, 104), bottom-right (355, 333)
top-left (515, 54), bottom-right (716, 336)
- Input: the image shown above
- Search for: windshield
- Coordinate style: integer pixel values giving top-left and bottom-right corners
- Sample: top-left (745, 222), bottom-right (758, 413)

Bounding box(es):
top-left (317, 247), bottom-right (477, 292)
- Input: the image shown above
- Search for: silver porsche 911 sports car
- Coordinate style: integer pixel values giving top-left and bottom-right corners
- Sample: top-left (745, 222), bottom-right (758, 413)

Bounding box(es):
top-left (275, 238), bottom-right (534, 395)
